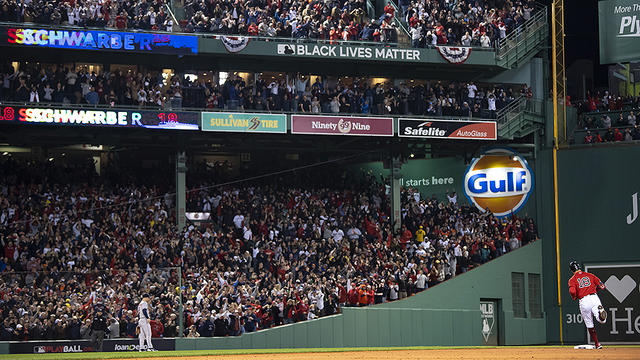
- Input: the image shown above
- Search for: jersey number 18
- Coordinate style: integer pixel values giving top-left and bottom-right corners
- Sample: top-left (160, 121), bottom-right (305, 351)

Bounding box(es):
top-left (577, 277), bottom-right (591, 288)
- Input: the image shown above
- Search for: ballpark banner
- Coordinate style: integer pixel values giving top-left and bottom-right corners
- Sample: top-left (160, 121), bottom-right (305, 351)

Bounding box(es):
top-left (2, 26), bottom-right (198, 55)
top-left (201, 112), bottom-right (286, 133)
top-left (220, 36), bottom-right (250, 53)
top-left (9, 338), bottom-right (176, 353)
top-left (599, 0), bottom-right (640, 63)
top-left (584, 263), bottom-right (640, 344)
top-left (276, 43), bottom-right (422, 62)
top-left (437, 46), bottom-right (472, 64)
top-left (0, 105), bottom-right (199, 130)
top-left (398, 118), bottom-right (496, 140)
top-left (291, 115), bottom-right (393, 136)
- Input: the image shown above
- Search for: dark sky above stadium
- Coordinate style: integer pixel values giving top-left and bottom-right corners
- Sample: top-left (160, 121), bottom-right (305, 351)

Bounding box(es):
top-left (562, 0), bottom-right (608, 86)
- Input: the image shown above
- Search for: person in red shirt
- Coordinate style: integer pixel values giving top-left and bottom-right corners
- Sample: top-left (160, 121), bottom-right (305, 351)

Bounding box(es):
top-left (150, 318), bottom-right (164, 337)
top-left (568, 261), bottom-right (607, 349)
top-left (115, 12), bottom-right (128, 29)
top-left (614, 128), bottom-right (624, 141)
top-left (347, 285), bottom-right (359, 306)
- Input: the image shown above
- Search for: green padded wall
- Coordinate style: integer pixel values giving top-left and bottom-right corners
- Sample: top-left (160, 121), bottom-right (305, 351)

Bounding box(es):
top-left (176, 241), bottom-right (546, 350)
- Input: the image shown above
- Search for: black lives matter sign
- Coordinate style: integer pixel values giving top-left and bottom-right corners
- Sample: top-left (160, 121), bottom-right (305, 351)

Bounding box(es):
top-left (585, 264), bottom-right (640, 344)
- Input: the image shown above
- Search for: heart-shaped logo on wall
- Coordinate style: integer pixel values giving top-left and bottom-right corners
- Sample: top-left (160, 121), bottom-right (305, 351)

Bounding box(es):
top-left (604, 275), bottom-right (637, 303)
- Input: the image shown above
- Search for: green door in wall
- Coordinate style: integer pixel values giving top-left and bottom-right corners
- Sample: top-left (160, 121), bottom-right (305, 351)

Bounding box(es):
top-left (480, 300), bottom-right (499, 345)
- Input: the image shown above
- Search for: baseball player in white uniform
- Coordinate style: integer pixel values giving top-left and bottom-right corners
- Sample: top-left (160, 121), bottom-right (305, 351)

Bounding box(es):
top-left (137, 294), bottom-right (155, 351)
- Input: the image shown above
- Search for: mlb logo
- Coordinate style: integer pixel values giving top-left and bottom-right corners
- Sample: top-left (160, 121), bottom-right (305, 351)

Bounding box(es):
top-left (34, 346), bottom-right (45, 353)
top-left (277, 44), bottom-right (295, 55)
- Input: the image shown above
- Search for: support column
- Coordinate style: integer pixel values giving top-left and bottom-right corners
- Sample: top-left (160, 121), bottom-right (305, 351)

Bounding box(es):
top-left (176, 150), bottom-right (187, 231)
top-left (391, 156), bottom-right (402, 233)
top-left (391, 176), bottom-right (401, 233)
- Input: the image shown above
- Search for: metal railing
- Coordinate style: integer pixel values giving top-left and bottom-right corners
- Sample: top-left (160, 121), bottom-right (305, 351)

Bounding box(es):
top-left (164, 3), bottom-right (182, 32)
top-left (496, 96), bottom-right (545, 138)
top-left (386, 1), bottom-right (410, 39)
top-left (496, 5), bottom-right (548, 67)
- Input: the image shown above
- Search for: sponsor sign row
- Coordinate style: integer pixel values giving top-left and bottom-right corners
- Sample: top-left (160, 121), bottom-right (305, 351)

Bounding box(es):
top-left (201, 114), bottom-right (496, 139)
top-left (9, 338), bottom-right (175, 354)
top-left (0, 106), bottom-right (496, 139)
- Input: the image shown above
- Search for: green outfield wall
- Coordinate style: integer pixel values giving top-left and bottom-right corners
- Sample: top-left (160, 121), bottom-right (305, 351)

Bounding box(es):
top-left (175, 241), bottom-right (545, 351)
top-left (541, 144), bottom-right (640, 344)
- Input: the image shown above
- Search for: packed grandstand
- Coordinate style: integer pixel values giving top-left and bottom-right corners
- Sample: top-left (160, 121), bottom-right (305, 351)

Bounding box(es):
top-left (0, 157), bottom-right (537, 340)
top-left (0, 0), bottom-right (546, 347)
top-left (0, 63), bottom-right (531, 118)
top-left (0, 0), bottom-right (538, 46)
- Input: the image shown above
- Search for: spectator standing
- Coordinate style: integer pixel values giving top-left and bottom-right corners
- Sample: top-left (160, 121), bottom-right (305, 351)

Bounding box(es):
top-left (91, 309), bottom-right (108, 352)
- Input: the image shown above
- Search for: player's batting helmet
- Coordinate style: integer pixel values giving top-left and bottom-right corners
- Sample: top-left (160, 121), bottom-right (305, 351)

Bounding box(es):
top-left (569, 261), bottom-right (581, 272)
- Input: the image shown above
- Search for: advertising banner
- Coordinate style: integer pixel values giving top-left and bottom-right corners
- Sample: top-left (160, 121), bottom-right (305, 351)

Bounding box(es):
top-left (584, 263), bottom-right (640, 344)
top-left (291, 115), bottom-right (394, 136)
top-left (598, 0), bottom-right (640, 63)
top-left (9, 338), bottom-right (175, 353)
top-left (0, 105), bottom-right (199, 130)
top-left (398, 118), bottom-right (497, 140)
top-left (463, 148), bottom-right (534, 217)
top-left (201, 112), bottom-right (286, 133)
top-left (1, 26), bottom-right (198, 55)
top-left (275, 43), bottom-right (422, 62)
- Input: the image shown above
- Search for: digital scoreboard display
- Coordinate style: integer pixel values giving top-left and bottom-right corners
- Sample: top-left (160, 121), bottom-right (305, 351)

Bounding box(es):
top-left (2, 27), bottom-right (198, 55)
top-left (0, 106), bottom-right (199, 130)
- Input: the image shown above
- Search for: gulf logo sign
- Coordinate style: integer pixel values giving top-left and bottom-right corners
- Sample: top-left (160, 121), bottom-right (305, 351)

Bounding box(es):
top-left (463, 148), bottom-right (534, 217)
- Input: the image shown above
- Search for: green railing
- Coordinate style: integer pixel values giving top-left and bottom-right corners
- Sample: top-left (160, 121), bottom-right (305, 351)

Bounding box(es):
top-left (496, 96), bottom-right (545, 139)
top-left (386, 1), bottom-right (410, 42)
top-left (496, 5), bottom-right (549, 68)
top-left (366, 0), bottom-right (376, 21)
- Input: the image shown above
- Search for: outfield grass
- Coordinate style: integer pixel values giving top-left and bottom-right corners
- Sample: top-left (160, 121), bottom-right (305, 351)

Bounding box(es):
top-left (1, 345), bottom-right (640, 360)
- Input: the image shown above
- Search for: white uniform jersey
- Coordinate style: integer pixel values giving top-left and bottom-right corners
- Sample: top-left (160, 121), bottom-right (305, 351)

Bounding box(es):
top-left (138, 300), bottom-right (150, 323)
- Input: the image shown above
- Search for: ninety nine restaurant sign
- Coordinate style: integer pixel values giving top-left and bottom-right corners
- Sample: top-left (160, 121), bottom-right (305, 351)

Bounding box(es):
top-left (599, 0), bottom-right (640, 63)
top-left (291, 115), bottom-right (394, 136)
top-left (2, 26), bottom-right (198, 55)
top-left (398, 118), bottom-right (497, 140)
top-left (201, 112), bottom-right (286, 133)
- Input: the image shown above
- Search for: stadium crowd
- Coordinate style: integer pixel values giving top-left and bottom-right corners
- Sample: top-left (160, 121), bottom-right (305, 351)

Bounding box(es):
top-left (0, 156), bottom-right (538, 340)
top-left (0, 0), bottom-right (536, 46)
top-left (404, 0), bottom-right (537, 48)
top-left (0, 0), bottom-right (174, 31)
top-left (0, 63), bottom-right (530, 117)
top-left (571, 90), bottom-right (640, 143)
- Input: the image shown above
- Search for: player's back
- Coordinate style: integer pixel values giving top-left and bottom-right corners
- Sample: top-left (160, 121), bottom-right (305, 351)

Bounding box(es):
top-left (569, 271), bottom-right (602, 299)
top-left (138, 300), bottom-right (148, 318)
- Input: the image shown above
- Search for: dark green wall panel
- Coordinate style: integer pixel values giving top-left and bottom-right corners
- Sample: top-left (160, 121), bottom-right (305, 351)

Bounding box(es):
top-left (540, 144), bottom-right (640, 344)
